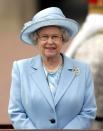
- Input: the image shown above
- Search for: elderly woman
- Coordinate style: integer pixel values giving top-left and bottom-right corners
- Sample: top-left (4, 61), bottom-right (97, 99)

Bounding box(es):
top-left (8, 7), bottom-right (97, 129)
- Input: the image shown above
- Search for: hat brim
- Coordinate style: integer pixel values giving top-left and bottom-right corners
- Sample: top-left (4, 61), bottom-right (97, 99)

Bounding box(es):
top-left (20, 18), bottom-right (79, 45)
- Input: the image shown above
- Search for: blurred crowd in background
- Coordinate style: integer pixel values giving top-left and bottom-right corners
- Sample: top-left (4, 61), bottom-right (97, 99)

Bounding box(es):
top-left (0, 0), bottom-right (103, 129)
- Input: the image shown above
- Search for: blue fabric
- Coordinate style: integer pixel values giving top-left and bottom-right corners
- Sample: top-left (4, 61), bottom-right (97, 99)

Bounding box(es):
top-left (20, 7), bottom-right (79, 45)
top-left (44, 66), bottom-right (62, 97)
top-left (8, 54), bottom-right (97, 129)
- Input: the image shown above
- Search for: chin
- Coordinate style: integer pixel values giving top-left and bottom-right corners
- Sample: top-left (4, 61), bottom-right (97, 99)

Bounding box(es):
top-left (45, 53), bottom-right (57, 58)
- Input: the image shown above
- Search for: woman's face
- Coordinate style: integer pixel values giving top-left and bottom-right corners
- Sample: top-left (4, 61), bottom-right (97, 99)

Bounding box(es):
top-left (36, 26), bottom-right (63, 58)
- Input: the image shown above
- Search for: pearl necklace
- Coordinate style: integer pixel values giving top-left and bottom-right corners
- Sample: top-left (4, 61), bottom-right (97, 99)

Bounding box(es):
top-left (43, 56), bottom-right (63, 74)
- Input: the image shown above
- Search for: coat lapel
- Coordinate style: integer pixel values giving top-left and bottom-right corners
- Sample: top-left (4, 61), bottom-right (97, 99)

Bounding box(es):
top-left (54, 55), bottom-right (76, 106)
top-left (30, 54), bottom-right (55, 111)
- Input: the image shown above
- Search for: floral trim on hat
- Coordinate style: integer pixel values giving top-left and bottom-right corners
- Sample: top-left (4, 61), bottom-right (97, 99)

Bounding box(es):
top-left (23, 21), bottom-right (32, 30)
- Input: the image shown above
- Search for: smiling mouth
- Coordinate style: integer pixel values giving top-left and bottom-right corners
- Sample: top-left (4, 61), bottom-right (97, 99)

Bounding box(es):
top-left (45, 47), bottom-right (56, 50)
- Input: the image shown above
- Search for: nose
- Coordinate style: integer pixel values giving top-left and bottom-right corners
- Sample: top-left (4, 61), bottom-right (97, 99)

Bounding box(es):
top-left (47, 36), bottom-right (53, 43)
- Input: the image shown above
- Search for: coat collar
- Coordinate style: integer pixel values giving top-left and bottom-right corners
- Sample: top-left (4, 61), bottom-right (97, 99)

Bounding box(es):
top-left (31, 54), bottom-right (43, 70)
top-left (31, 53), bottom-right (74, 70)
top-left (30, 54), bottom-right (55, 111)
top-left (30, 53), bottom-right (76, 109)
top-left (54, 53), bottom-right (76, 106)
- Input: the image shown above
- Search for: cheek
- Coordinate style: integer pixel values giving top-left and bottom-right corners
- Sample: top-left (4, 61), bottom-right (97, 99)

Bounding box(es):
top-left (57, 42), bottom-right (63, 49)
top-left (37, 40), bottom-right (43, 50)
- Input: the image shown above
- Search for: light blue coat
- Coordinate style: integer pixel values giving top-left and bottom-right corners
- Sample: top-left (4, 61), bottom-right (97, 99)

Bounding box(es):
top-left (8, 54), bottom-right (97, 129)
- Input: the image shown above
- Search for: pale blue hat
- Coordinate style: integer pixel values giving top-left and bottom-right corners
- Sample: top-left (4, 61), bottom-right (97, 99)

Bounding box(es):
top-left (20, 7), bottom-right (79, 45)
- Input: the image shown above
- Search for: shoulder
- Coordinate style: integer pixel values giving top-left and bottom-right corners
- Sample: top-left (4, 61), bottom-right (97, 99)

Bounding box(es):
top-left (63, 54), bottom-right (91, 74)
top-left (12, 54), bottom-right (40, 69)
top-left (71, 58), bottom-right (91, 73)
top-left (64, 54), bottom-right (89, 67)
top-left (70, 58), bottom-right (89, 68)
